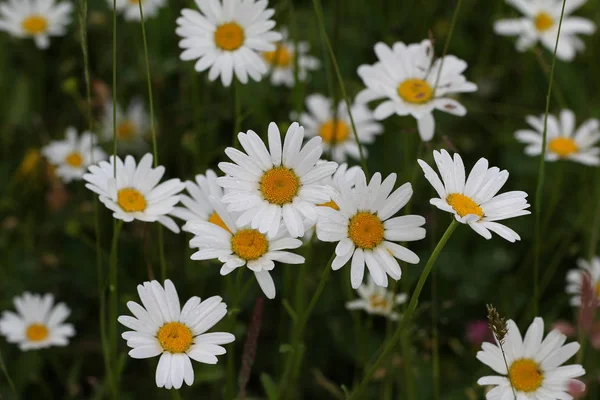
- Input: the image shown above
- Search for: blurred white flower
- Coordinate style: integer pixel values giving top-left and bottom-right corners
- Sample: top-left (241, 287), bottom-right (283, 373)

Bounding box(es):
top-left (346, 277), bottom-right (407, 320)
top-left (217, 122), bottom-right (338, 238)
top-left (107, 0), bottom-right (167, 21)
top-left (515, 109), bottom-right (600, 166)
top-left (477, 317), bottom-right (585, 399)
top-left (176, 0), bottom-right (283, 87)
top-left (118, 279), bottom-right (235, 389)
top-left (494, 0), bottom-right (595, 61)
top-left (83, 153), bottom-right (184, 233)
top-left (101, 98), bottom-right (149, 154)
top-left (0, 0), bottom-right (72, 49)
top-left (0, 292), bottom-right (75, 351)
top-left (42, 127), bottom-right (106, 183)
top-left (296, 94), bottom-right (383, 163)
top-left (418, 149), bottom-right (530, 242)
top-left (263, 27), bottom-right (320, 87)
top-left (316, 169), bottom-right (425, 289)
top-left (357, 39), bottom-right (477, 141)
top-left (185, 197), bottom-right (305, 299)
top-left (566, 256), bottom-right (600, 307)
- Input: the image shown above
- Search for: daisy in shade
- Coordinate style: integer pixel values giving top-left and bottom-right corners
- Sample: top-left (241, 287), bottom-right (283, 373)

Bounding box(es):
top-left (316, 169), bottom-right (425, 288)
top-left (0, 0), bottom-right (72, 49)
top-left (217, 122), bottom-right (338, 239)
top-left (418, 149), bottom-right (530, 242)
top-left (101, 98), bottom-right (149, 153)
top-left (345, 277), bottom-right (408, 320)
top-left (477, 317), bottom-right (585, 399)
top-left (83, 153), bottom-right (185, 233)
top-left (296, 94), bottom-right (383, 163)
top-left (356, 40), bottom-right (477, 142)
top-left (108, 0), bottom-right (167, 21)
top-left (185, 197), bottom-right (305, 299)
top-left (494, 0), bottom-right (595, 61)
top-left (170, 169), bottom-right (228, 231)
top-left (263, 27), bottom-right (320, 87)
top-left (0, 292), bottom-right (75, 351)
top-left (515, 110), bottom-right (600, 166)
top-left (176, 0), bottom-right (283, 87)
top-left (41, 127), bottom-right (107, 183)
top-left (118, 279), bottom-right (235, 390)
top-left (566, 256), bottom-right (600, 307)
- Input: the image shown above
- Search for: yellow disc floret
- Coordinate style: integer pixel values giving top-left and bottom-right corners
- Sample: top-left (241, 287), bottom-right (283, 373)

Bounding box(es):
top-left (65, 152), bottom-right (83, 167)
top-left (214, 22), bottom-right (245, 51)
top-left (117, 120), bottom-right (137, 141)
top-left (263, 45), bottom-right (293, 67)
top-left (398, 79), bottom-right (433, 104)
top-left (348, 212), bottom-right (385, 250)
top-left (157, 322), bottom-right (193, 353)
top-left (319, 120), bottom-right (350, 144)
top-left (446, 193), bottom-right (484, 218)
top-left (259, 167), bottom-right (300, 205)
top-left (509, 359), bottom-right (544, 393)
top-left (231, 229), bottom-right (269, 261)
top-left (117, 188), bottom-right (147, 213)
top-left (22, 15), bottom-right (48, 35)
top-left (26, 324), bottom-right (49, 342)
top-left (535, 12), bottom-right (554, 32)
top-left (548, 137), bottom-right (578, 158)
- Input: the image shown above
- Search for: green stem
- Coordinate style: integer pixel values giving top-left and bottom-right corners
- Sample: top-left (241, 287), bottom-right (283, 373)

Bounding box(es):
top-left (532, 48), bottom-right (568, 109)
top-left (432, 0), bottom-right (463, 93)
top-left (109, 220), bottom-right (123, 399)
top-left (533, 0), bottom-right (567, 317)
top-left (278, 253), bottom-right (334, 398)
top-left (226, 268), bottom-right (245, 398)
top-left (350, 220), bottom-right (459, 399)
top-left (0, 347), bottom-right (16, 396)
top-left (431, 270), bottom-right (440, 400)
top-left (233, 80), bottom-right (242, 147)
top-left (112, 0), bottom-right (118, 176)
top-left (312, 0), bottom-right (368, 176)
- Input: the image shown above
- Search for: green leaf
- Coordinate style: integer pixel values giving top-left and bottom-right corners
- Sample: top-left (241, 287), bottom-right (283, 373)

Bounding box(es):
top-left (260, 373), bottom-right (278, 400)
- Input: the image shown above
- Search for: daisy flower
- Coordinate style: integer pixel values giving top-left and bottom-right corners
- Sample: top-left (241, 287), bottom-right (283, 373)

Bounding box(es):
top-left (0, 292), bottom-right (75, 351)
top-left (170, 169), bottom-right (227, 230)
top-left (296, 94), bottom-right (383, 163)
top-left (0, 0), bottom-right (72, 49)
top-left (108, 0), bottom-right (167, 21)
top-left (345, 277), bottom-right (408, 320)
top-left (185, 197), bottom-right (305, 299)
top-left (418, 149), bottom-right (530, 242)
top-left (217, 122), bottom-right (338, 238)
top-left (41, 127), bottom-right (107, 183)
top-left (494, 0), bottom-right (596, 61)
top-left (316, 169), bottom-right (425, 289)
top-left (515, 110), bottom-right (600, 166)
top-left (118, 279), bottom-right (234, 389)
top-left (356, 40), bottom-right (477, 142)
top-left (477, 317), bottom-right (585, 399)
top-left (176, 0), bottom-right (283, 87)
top-left (263, 27), bottom-right (320, 87)
top-left (83, 153), bottom-right (185, 233)
top-left (101, 98), bottom-right (149, 153)
top-left (566, 256), bottom-right (600, 307)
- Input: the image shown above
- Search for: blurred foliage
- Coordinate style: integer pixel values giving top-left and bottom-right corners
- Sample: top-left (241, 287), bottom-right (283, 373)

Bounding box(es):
top-left (1, 0), bottom-right (600, 398)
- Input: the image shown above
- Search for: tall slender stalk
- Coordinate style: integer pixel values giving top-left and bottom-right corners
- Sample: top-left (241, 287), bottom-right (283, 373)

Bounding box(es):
top-left (533, 0), bottom-right (567, 316)
top-left (311, 0), bottom-right (368, 176)
top-left (350, 220), bottom-right (459, 399)
top-left (432, 0), bottom-right (463, 93)
top-left (108, 220), bottom-right (123, 398)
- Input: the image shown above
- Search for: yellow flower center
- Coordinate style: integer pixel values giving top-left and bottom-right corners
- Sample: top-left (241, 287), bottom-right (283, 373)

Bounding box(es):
top-left (117, 120), bottom-right (137, 141)
top-left (595, 282), bottom-right (600, 298)
top-left (157, 322), bottom-right (193, 353)
top-left (231, 229), bottom-right (269, 261)
top-left (117, 188), bottom-right (147, 212)
top-left (263, 45), bottom-right (293, 67)
top-left (22, 15), bottom-right (48, 35)
top-left (318, 200), bottom-right (340, 210)
top-left (369, 294), bottom-right (389, 310)
top-left (348, 212), bottom-right (385, 250)
top-left (259, 167), bottom-right (300, 205)
top-left (535, 12), bottom-right (554, 32)
top-left (548, 137), bottom-right (578, 158)
top-left (129, 0), bottom-right (143, 4)
top-left (319, 120), bottom-right (350, 144)
top-left (214, 22), bottom-right (245, 51)
top-left (446, 193), bottom-right (484, 218)
top-left (208, 212), bottom-right (231, 233)
top-left (397, 79), bottom-right (433, 104)
top-left (65, 152), bottom-right (83, 167)
top-left (26, 324), bottom-right (49, 342)
top-left (509, 359), bottom-right (544, 393)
